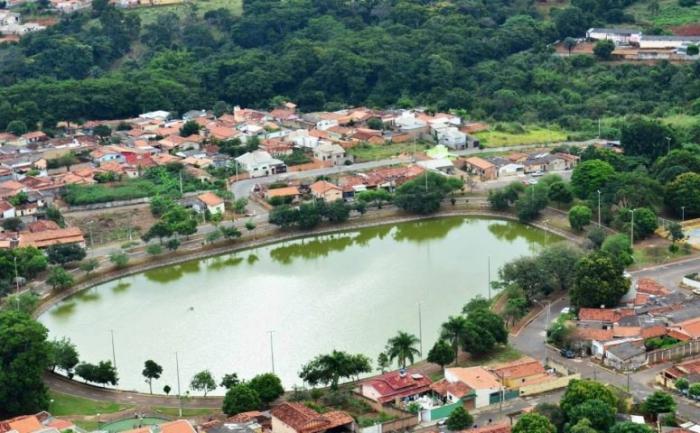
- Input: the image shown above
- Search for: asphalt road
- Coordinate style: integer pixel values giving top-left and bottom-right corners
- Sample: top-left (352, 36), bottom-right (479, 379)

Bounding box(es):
top-left (630, 256), bottom-right (700, 294)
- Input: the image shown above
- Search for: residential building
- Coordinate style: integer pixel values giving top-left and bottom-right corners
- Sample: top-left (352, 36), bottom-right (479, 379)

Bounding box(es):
top-left (197, 192), bottom-right (225, 215)
top-left (463, 157), bottom-right (497, 180)
top-left (443, 367), bottom-right (503, 409)
top-left (235, 151), bottom-right (287, 178)
top-left (434, 126), bottom-right (467, 150)
top-left (586, 28), bottom-right (642, 45)
top-left (310, 181), bottom-right (342, 202)
top-left (640, 35), bottom-right (700, 49)
top-left (270, 402), bottom-right (354, 433)
top-left (487, 357), bottom-right (546, 388)
top-left (360, 370), bottom-right (432, 405)
top-left (0, 412), bottom-right (78, 433)
top-left (266, 186), bottom-right (301, 201)
top-left (457, 422), bottom-right (511, 433)
top-left (603, 339), bottom-right (647, 371)
top-left (16, 227), bottom-right (85, 249)
top-left (417, 158), bottom-right (454, 174)
top-left (0, 200), bottom-right (16, 219)
top-left (313, 143), bottom-right (349, 166)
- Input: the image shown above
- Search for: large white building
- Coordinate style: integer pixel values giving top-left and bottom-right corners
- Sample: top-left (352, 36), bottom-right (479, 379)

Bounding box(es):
top-left (235, 150), bottom-right (286, 178)
top-left (586, 28), bottom-right (642, 45)
top-left (639, 35), bottom-right (700, 50)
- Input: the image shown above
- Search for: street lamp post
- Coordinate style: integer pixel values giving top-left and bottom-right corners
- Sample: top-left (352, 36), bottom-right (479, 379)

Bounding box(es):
top-left (629, 209), bottom-right (636, 249)
top-left (682, 206), bottom-right (686, 223)
top-left (487, 256), bottom-right (491, 300)
top-left (597, 190), bottom-right (602, 226)
top-left (665, 136), bottom-right (671, 154)
top-left (14, 256), bottom-right (20, 294)
top-left (418, 303), bottom-right (423, 357)
top-left (175, 352), bottom-right (182, 417)
top-left (268, 330), bottom-right (276, 374)
top-left (110, 330), bottom-right (117, 369)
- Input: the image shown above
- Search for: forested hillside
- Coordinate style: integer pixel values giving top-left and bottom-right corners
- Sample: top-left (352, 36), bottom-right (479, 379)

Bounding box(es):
top-left (2, 0), bottom-right (700, 132)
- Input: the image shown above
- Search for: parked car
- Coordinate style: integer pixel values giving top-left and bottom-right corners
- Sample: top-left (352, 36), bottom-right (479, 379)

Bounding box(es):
top-left (560, 348), bottom-right (576, 359)
top-left (693, 288), bottom-right (700, 296)
top-left (531, 171), bottom-right (544, 177)
top-left (527, 178), bottom-right (539, 185)
top-left (561, 307), bottom-right (571, 315)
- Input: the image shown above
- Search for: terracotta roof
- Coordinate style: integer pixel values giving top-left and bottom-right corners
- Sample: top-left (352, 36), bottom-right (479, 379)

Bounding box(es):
top-left (458, 422), bottom-right (511, 433)
top-left (4, 416), bottom-right (43, 433)
top-left (198, 191), bottom-right (224, 207)
top-left (27, 220), bottom-right (60, 232)
top-left (637, 278), bottom-right (670, 296)
top-left (18, 227), bottom-right (84, 248)
top-left (430, 379), bottom-right (473, 398)
top-left (574, 327), bottom-right (615, 341)
top-left (641, 325), bottom-right (667, 339)
top-left (635, 292), bottom-right (651, 306)
top-left (578, 308), bottom-right (620, 322)
top-left (310, 180), bottom-right (341, 195)
top-left (488, 357), bottom-right (545, 380)
top-left (22, 131), bottom-right (47, 140)
top-left (161, 420), bottom-right (197, 433)
top-left (271, 403), bottom-right (352, 433)
top-left (47, 420), bottom-right (74, 431)
top-left (0, 200), bottom-right (13, 213)
top-left (613, 326), bottom-right (641, 338)
top-left (464, 156), bottom-right (495, 171)
top-left (671, 317), bottom-right (700, 340)
top-left (677, 358), bottom-right (700, 374)
top-left (363, 370), bottom-right (432, 403)
top-left (446, 367), bottom-right (501, 390)
top-left (227, 411), bottom-right (263, 423)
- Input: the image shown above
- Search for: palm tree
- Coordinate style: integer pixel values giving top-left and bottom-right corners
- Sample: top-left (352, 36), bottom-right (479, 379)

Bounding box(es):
top-left (440, 315), bottom-right (468, 364)
top-left (385, 331), bottom-right (421, 368)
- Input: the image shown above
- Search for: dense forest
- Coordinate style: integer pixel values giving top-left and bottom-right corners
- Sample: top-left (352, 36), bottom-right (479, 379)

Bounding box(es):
top-left (1, 0), bottom-right (700, 131)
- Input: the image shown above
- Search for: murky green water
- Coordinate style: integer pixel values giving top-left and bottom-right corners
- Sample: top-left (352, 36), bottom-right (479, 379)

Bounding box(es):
top-left (39, 217), bottom-right (549, 394)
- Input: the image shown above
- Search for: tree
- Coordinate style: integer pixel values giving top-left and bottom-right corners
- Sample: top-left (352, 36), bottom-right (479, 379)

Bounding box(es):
top-left (515, 185), bottom-right (549, 222)
top-left (324, 200), bottom-right (351, 223)
top-left (513, 413), bottom-right (555, 433)
top-left (163, 385), bottom-right (172, 395)
top-left (213, 101), bottom-right (229, 118)
top-left (630, 207), bottom-right (658, 239)
top-left (47, 266), bottom-right (74, 291)
top-left (571, 160), bottom-right (615, 199)
top-left (357, 189), bottom-right (392, 209)
top-left (440, 315), bottom-right (468, 362)
top-left (245, 219), bottom-right (256, 233)
top-left (2, 217), bottom-right (23, 232)
top-left (534, 403), bottom-right (565, 433)
top-left (377, 352), bottom-right (390, 373)
top-left (563, 37), bottom-right (578, 55)
top-left (666, 173), bottom-right (700, 218)
top-left (6, 120), bottom-right (28, 136)
top-left (570, 252), bottom-right (629, 308)
top-left (142, 360), bottom-right (163, 394)
top-left (165, 238), bottom-right (181, 251)
top-left (467, 309), bottom-right (508, 345)
top-left (643, 391), bottom-right (675, 420)
top-left (79, 258), bottom-right (99, 276)
top-left (610, 422), bottom-right (653, 433)
top-left (220, 373), bottom-right (240, 389)
top-left (568, 399), bottom-right (617, 432)
top-left (427, 339), bottom-right (455, 368)
top-left (621, 117), bottom-right (676, 160)
top-left (190, 370), bottom-right (217, 397)
top-left (569, 205), bottom-right (592, 231)
top-left (95, 360), bottom-right (118, 386)
top-left (668, 222), bottom-right (685, 244)
top-left (602, 234), bottom-right (634, 266)
top-left (569, 418), bottom-right (598, 433)
top-left (688, 383), bottom-right (700, 398)
top-left (248, 373), bottom-right (284, 404)
top-left (538, 243), bottom-right (583, 291)
top-left (223, 384), bottom-right (261, 416)
top-left (593, 40), bottom-right (615, 60)
top-left (393, 172), bottom-right (463, 214)
top-left (0, 310), bottom-right (51, 417)
top-left (548, 181), bottom-right (573, 206)
top-left (299, 350), bottom-right (371, 390)
top-left (446, 406), bottom-right (474, 431)
top-left (146, 244), bottom-right (163, 256)
top-left (46, 206), bottom-right (65, 227)
top-left (46, 243), bottom-right (86, 265)
top-left (143, 221), bottom-right (174, 244)
top-left (560, 379), bottom-right (617, 419)
top-left (674, 377), bottom-right (689, 393)
top-left (587, 226), bottom-right (607, 249)
top-left (93, 124), bottom-right (111, 139)
top-left (109, 251), bottom-right (129, 269)
top-left (48, 337), bottom-right (79, 375)
top-left (180, 120), bottom-right (200, 137)
top-left (463, 296), bottom-right (491, 315)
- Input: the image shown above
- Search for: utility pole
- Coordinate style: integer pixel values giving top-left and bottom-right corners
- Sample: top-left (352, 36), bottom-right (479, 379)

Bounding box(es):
top-left (682, 206), bottom-right (685, 223)
top-left (487, 256), bottom-right (491, 300)
top-left (597, 190), bottom-right (602, 226)
top-left (544, 302), bottom-right (550, 366)
top-left (268, 330), bottom-right (276, 374)
top-left (418, 303), bottom-right (423, 357)
top-left (14, 256), bottom-right (20, 294)
top-left (175, 352), bottom-right (182, 417)
top-left (110, 330), bottom-right (117, 369)
top-left (598, 118), bottom-right (601, 139)
top-left (630, 208), bottom-right (636, 249)
top-left (665, 136), bottom-right (671, 154)
top-left (179, 171), bottom-right (183, 195)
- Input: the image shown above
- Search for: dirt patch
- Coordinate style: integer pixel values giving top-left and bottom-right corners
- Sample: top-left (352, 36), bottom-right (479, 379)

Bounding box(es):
top-left (65, 205), bottom-right (156, 246)
top-left (671, 24), bottom-right (700, 36)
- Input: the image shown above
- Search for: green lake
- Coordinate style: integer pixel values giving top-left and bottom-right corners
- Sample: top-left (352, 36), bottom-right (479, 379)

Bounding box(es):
top-left (39, 216), bottom-right (550, 394)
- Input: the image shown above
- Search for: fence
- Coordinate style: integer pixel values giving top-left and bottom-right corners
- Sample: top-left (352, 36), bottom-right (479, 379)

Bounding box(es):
top-left (647, 340), bottom-right (700, 365)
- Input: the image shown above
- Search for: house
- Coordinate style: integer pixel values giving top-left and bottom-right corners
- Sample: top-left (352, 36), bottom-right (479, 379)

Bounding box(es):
top-left (0, 200), bottom-right (16, 219)
top-left (463, 157), bottom-right (497, 181)
top-left (394, 112), bottom-right (429, 137)
top-left (270, 402), bottom-right (354, 433)
top-left (434, 126), bottom-right (467, 150)
top-left (16, 227), bottom-right (85, 249)
top-left (235, 151), bottom-right (287, 178)
top-left (668, 317), bottom-right (700, 341)
top-left (90, 147), bottom-right (126, 164)
top-left (20, 131), bottom-right (48, 144)
top-left (139, 110), bottom-right (171, 121)
top-left (657, 358), bottom-right (700, 389)
top-left (417, 158), bottom-right (454, 174)
top-left (266, 186), bottom-right (301, 201)
top-left (0, 413), bottom-right (78, 433)
top-left (603, 339), bottom-right (647, 371)
top-left (640, 35), bottom-right (700, 49)
top-left (443, 367), bottom-right (503, 409)
top-left (313, 143), bottom-right (349, 166)
top-left (310, 181), bottom-right (342, 202)
top-left (578, 308), bottom-right (624, 327)
top-left (456, 422), bottom-right (511, 433)
top-left (554, 153), bottom-right (579, 169)
top-left (487, 357), bottom-right (546, 388)
top-left (586, 28), bottom-right (642, 45)
top-left (198, 192), bottom-right (225, 215)
top-left (360, 370), bottom-right (432, 405)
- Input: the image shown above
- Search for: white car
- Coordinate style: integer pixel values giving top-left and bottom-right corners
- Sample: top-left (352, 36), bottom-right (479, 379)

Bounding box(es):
top-left (693, 289), bottom-right (700, 296)
top-left (527, 178), bottom-right (539, 185)
top-left (561, 307), bottom-right (571, 314)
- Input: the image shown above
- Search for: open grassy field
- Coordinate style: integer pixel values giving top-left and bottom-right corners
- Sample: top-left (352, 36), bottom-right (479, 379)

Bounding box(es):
top-left (348, 141), bottom-right (426, 162)
top-left (626, 0), bottom-right (700, 28)
top-left (474, 127), bottom-right (568, 148)
top-left (125, 0), bottom-right (242, 25)
top-left (49, 391), bottom-right (133, 416)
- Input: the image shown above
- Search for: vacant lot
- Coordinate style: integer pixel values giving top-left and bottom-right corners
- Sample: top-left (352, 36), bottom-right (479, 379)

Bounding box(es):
top-left (475, 127), bottom-right (568, 148)
top-left (349, 141), bottom-right (425, 162)
top-left (627, 0), bottom-right (700, 28)
top-left (126, 0), bottom-right (242, 25)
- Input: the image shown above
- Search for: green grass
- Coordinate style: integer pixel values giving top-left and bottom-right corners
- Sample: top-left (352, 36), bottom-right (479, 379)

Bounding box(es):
top-left (348, 142), bottom-right (425, 162)
top-left (126, 0), bottom-right (242, 25)
top-left (474, 127), bottom-right (568, 148)
top-left (626, 0), bottom-right (700, 28)
top-left (459, 345), bottom-right (523, 367)
top-left (631, 244), bottom-right (692, 267)
top-left (659, 114), bottom-right (700, 128)
top-left (74, 420), bottom-right (99, 431)
top-left (49, 391), bottom-right (134, 416)
top-left (151, 407), bottom-right (218, 417)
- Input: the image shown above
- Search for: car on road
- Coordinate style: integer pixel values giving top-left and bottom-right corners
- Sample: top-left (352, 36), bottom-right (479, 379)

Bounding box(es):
top-left (693, 288), bottom-right (700, 296)
top-left (527, 178), bottom-right (539, 185)
top-left (531, 171), bottom-right (544, 177)
top-left (560, 348), bottom-right (576, 359)
top-left (561, 307), bottom-right (571, 315)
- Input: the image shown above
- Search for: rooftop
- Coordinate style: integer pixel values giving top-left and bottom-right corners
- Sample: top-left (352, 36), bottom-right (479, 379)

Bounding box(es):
top-left (271, 403), bottom-right (352, 433)
top-left (446, 367), bottom-right (501, 390)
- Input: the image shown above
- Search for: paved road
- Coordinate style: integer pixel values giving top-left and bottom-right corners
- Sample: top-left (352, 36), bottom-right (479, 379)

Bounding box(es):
top-left (630, 256), bottom-right (700, 293)
top-left (511, 296), bottom-right (700, 423)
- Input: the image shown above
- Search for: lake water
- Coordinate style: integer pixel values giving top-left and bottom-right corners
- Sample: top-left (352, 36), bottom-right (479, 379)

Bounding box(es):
top-left (39, 216), bottom-right (548, 394)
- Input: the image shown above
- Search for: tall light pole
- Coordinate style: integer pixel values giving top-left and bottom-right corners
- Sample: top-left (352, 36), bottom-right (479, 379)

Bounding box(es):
top-left (418, 303), bottom-right (423, 357)
top-left (14, 256), bottom-right (20, 294)
top-left (175, 352), bottom-right (182, 417)
top-left (682, 206), bottom-right (686, 223)
top-left (665, 136), bottom-right (671, 154)
top-left (629, 208), bottom-right (636, 249)
top-left (543, 219), bottom-right (549, 247)
top-left (597, 190), bottom-right (602, 226)
top-left (110, 330), bottom-right (117, 369)
top-left (268, 330), bottom-right (276, 374)
top-left (487, 256), bottom-right (492, 300)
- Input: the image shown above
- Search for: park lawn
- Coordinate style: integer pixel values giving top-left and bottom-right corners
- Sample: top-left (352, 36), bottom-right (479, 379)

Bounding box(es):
top-left (459, 345), bottom-right (523, 368)
top-left (631, 243), bottom-right (693, 267)
top-left (626, 0), bottom-right (700, 28)
top-left (126, 0), bottom-right (242, 25)
top-left (474, 127), bottom-right (568, 148)
top-left (151, 407), bottom-right (218, 417)
top-left (348, 142), bottom-right (424, 162)
top-left (49, 391), bottom-right (133, 416)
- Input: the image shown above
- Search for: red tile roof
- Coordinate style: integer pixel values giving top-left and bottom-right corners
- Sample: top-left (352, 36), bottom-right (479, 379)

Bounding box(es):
top-left (271, 403), bottom-right (353, 433)
top-left (430, 379), bottom-right (473, 399)
top-left (636, 278), bottom-right (670, 296)
top-left (488, 357), bottom-right (545, 380)
top-left (198, 191), bottom-right (223, 207)
top-left (578, 308), bottom-right (620, 322)
top-left (363, 370), bottom-right (432, 403)
top-left (575, 328), bottom-right (614, 341)
top-left (458, 422), bottom-right (511, 433)
top-left (18, 227), bottom-right (84, 248)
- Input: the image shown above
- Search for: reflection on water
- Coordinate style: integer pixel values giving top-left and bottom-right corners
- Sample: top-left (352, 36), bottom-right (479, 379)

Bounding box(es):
top-left (75, 290), bottom-right (100, 302)
top-left (392, 217), bottom-right (465, 243)
top-left (208, 256), bottom-right (244, 271)
top-left (50, 301), bottom-right (76, 317)
top-left (144, 260), bottom-right (201, 284)
top-left (247, 254), bottom-right (259, 264)
top-left (112, 281), bottom-right (131, 293)
top-left (270, 235), bottom-right (355, 264)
